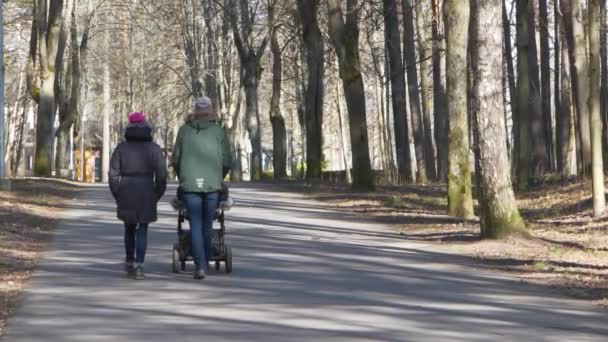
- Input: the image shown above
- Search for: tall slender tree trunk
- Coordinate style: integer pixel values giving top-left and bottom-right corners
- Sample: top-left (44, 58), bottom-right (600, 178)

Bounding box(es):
top-left (528, 0), bottom-right (550, 177)
top-left (415, 1), bottom-right (437, 181)
top-left (445, 0), bottom-right (474, 219)
top-left (539, 0), bottom-right (553, 169)
top-left (402, 0), bottom-right (427, 183)
top-left (600, 0), bottom-right (608, 167)
top-left (557, 8), bottom-right (578, 176)
top-left (383, 0), bottom-right (412, 182)
top-left (297, 0), bottom-right (324, 180)
top-left (566, 0), bottom-right (592, 175)
top-left (432, 0), bottom-right (448, 181)
top-left (588, 0), bottom-right (606, 218)
top-left (503, 0), bottom-right (518, 168)
top-left (471, 0), bottom-right (526, 238)
top-left (29, 0), bottom-right (66, 176)
top-left (268, 8), bottom-right (287, 179)
top-left (102, 48), bottom-right (111, 183)
top-left (516, 0), bottom-right (533, 190)
top-left (328, 0), bottom-right (375, 190)
top-left (203, 0), bottom-right (219, 109)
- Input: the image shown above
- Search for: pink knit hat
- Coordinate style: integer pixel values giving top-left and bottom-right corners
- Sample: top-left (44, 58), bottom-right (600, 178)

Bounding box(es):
top-left (128, 112), bottom-right (145, 124)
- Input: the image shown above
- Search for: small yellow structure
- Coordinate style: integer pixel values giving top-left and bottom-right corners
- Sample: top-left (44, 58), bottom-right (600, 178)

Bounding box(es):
top-left (74, 149), bottom-right (96, 183)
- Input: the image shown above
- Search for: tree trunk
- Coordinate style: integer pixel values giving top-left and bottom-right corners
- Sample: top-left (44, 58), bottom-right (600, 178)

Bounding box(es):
top-left (203, 0), bottom-right (219, 109)
top-left (588, 0), bottom-right (606, 217)
top-left (515, 0), bottom-right (532, 190)
top-left (415, 1), bottom-right (437, 181)
top-left (565, 0), bottom-right (592, 175)
top-left (432, 0), bottom-right (448, 181)
top-left (242, 60), bottom-right (263, 180)
top-left (228, 0), bottom-right (269, 181)
top-left (528, 0), bottom-right (550, 178)
top-left (503, 0), bottom-right (517, 140)
top-left (402, 0), bottom-right (427, 183)
top-left (445, 0), bottom-right (474, 219)
top-left (268, 10), bottom-right (287, 179)
top-left (297, 0), bottom-right (324, 180)
top-left (557, 9), bottom-right (577, 176)
top-left (383, 0), bottom-right (412, 182)
top-left (539, 0), bottom-right (554, 169)
top-left (471, 0), bottom-right (526, 238)
top-left (601, 0), bottom-right (608, 168)
top-left (327, 0), bottom-right (375, 191)
top-left (30, 0), bottom-right (66, 177)
top-left (102, 50), bottom-right (111, 183)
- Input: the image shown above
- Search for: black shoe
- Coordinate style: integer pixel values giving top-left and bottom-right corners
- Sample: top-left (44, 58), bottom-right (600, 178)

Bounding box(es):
top-left (193, 269), bottom-right (206, 280)
top-left (134, 266), bottom-right (145, 280)
top-left (125, 262), bottom-right (135, 277)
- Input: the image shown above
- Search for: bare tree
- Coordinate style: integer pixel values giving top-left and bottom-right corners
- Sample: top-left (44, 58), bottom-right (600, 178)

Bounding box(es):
top-left (296, 0), bottom-right (325, 180)
top-left (327, 0), bottom-right (374, 190)
top-left (588, 0), bottom-right (606, 217)
top-left (26, 0), bottom-right (67, 176)
top-left (445, 0), bottom-right (474, 219)
top-left (228, 0), bottom-right (269, 181)
top-left (471, 0), bottom-right (526, 238)
top-left (402, 0), bottom-right (427, 183)
top-left (383, 0), bottom-right (412, 182)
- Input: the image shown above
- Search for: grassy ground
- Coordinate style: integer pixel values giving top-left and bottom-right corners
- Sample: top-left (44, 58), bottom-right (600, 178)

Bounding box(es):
top-left (0, 179), bottom-right (83, 336)
top-left (283, 179), bottom-right (608, 307)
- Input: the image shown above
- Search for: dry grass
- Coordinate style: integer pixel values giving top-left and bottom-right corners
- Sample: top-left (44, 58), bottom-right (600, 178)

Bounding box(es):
top-left (0, 179), bottom-right (82, 336)
top-left (293, 179), bottom-right (608, 307)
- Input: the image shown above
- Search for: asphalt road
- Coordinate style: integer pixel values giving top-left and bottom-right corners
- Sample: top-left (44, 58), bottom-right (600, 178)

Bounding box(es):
top-left (3, 183), bottom-right (607, 341)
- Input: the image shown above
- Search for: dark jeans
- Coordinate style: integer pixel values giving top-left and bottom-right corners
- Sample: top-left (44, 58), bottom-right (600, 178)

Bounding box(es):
top-left (183, 192), bottom-right (219, 271)
top-left (124, 223), bottom-right (149, 265)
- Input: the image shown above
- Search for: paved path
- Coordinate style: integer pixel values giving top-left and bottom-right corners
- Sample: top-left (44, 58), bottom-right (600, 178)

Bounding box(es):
top-left (3, 184), bottom-right (607, 341)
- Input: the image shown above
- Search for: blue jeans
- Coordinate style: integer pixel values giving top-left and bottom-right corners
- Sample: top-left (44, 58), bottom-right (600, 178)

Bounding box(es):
top-left (183, 192), bottom-right (219, 271)
top-left (125, 223), bottom-right (149, 265)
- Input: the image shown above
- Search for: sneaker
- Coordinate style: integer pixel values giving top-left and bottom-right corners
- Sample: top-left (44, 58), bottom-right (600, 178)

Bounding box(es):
top-left (125, 262), bottom-right (135, 277)
top-left (193, 269), bottom-right (206, 280)
top-left (134, 266), bottom-right (145, 280)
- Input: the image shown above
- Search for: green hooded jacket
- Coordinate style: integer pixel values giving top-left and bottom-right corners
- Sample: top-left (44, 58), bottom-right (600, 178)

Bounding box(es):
top-left (172, 119), bottom-right (231, 193)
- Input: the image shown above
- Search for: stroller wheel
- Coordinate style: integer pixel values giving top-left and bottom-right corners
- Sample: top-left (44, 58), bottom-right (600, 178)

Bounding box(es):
top-left (225, 247), bottom-right (233, 274)
top-left (172, 243), bottom-right (180, 273)
top-left (215, 261), bottom-right (221, 271)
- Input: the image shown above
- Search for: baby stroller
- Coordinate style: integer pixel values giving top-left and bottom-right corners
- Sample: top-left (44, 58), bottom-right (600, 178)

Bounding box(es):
top-left (171, 184), bottom-right (234, 274)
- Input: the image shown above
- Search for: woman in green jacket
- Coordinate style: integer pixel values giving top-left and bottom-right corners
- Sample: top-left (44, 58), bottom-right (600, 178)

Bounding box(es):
top-left (172, 96), bottom-right (231, 279)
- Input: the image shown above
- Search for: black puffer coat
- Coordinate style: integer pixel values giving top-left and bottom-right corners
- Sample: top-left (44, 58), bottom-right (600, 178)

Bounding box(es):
top-left (109, 123), bottom-right (167, 224)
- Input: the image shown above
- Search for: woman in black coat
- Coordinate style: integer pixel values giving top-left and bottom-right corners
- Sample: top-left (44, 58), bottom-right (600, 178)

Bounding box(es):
top-left (109, 112), bottom-right (167, 280)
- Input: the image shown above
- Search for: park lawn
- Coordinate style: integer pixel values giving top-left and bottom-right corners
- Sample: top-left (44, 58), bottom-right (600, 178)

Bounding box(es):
top-left (0, 179), bottom-right (82, 336)
top-left (295, 179), bottom-right (608, 307)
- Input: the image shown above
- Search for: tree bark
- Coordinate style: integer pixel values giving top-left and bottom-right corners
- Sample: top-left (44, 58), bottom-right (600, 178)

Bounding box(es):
top-left (557, 8), bottom-right (577, 176)
top-left (515, 0), bottom-right (532, 190)
top-left (28, 0), bottom-right (66, 176)
top-left (268, 5), bottom-right (287, 179)
top-left (229, 0), bottom-right (269, 181)
top-left (471, 0), bottom-right (526, 238)
top-left (415, 1), bottom-right (437, 181)
top-left (600, 0), bottom-right (608, 168)
top-left (588, 0), bottom-right (606, 217)
top-left (383, 0), bottom-right (412, 182)
top-left (527, 0), bottom-right (550, 177)
top-left (539, 0), bottom-right (554, 169)
top-left (445, 0), bottom-right (474, 219)
top-left (203, 0), bottom-right (219, 109)
top-left (563, 0), bottom-right (592, 175)
top-left (297, 0), bottom-right (324, 180)
top-left (327, 0), bottom-right (375, 191)
top-left (402, 0), bottom-right (427, 183)
top-left (432, 0), bottom-right (448, 181)
top-left (503, 0), bottom-right (517, 166)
